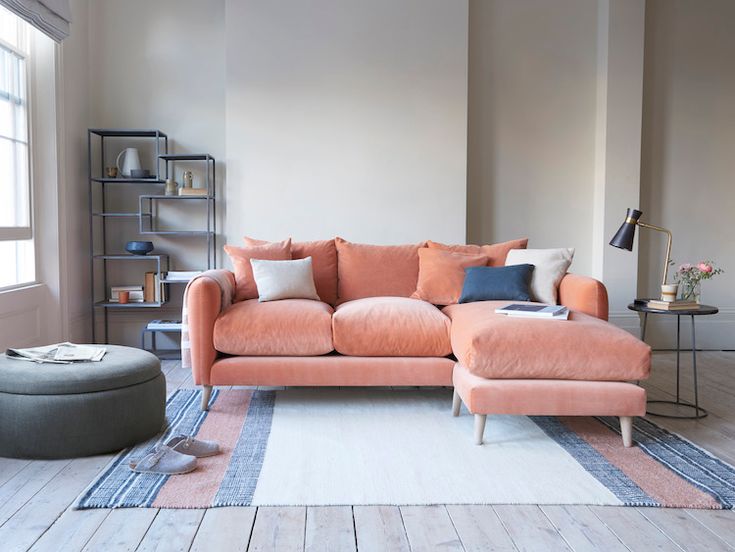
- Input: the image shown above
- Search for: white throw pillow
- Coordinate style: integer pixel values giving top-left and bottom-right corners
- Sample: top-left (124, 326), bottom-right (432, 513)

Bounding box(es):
top-left (250, 257), bottom-right (320, 302)
top-left (505, 248), bottom-right (574, 305)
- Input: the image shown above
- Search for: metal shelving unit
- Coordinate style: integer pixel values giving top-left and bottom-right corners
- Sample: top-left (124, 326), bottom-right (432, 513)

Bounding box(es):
top-left (88, 129), bottom-right (217, 349)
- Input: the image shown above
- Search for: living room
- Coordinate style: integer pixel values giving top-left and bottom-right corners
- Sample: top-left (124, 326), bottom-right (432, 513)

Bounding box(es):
top-left (0, 0), bottom-right (733, 550)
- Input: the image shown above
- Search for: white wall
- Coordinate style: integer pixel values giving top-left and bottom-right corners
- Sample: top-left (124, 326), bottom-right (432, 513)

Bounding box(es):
top-left (639, 0), bottom-right (735, 349)
top-left (225, 0), bottom-right (469, 245)
top-left (467, 0), bottom-right (598, 275)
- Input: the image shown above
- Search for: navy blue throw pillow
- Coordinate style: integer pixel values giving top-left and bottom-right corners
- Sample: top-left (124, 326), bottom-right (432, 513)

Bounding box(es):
top-left (459, 264), bottom-right (535, 303)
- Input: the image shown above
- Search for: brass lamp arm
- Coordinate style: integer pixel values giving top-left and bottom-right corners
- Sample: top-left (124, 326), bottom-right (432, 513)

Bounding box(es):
top-left (636, 221), bottom-right (673, 286)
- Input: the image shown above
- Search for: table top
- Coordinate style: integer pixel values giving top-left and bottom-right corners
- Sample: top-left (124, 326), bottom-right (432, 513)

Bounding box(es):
top-left (628, 302), bottom-right (718, 316)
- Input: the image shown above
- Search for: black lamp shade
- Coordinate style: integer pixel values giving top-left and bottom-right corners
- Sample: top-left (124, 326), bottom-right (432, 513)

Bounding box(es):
top-left (609, 208), bottom-right (643, 251)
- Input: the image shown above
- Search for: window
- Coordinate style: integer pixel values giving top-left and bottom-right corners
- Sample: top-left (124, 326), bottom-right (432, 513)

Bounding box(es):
top-left (0, 5), bottom-right (34, 289)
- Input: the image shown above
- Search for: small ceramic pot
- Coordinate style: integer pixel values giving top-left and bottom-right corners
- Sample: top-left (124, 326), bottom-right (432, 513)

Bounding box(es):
top-left (661, 283), bottom-right (679, 302)
top-left (106, 166), bottom-right (118, 178)
top-left (118, 291), bottom-right (130, 304)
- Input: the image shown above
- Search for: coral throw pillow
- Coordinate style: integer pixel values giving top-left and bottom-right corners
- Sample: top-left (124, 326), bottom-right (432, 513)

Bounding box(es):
top-left (244, 237), bottom-right (338, 305)
top-left (224, 239), bottom-right (292, 301)
top-left (411, 248), bottom-right (488, 305)
top-left (335, 237), bottom-right (426, 302)
top-left (427, 238), bottom-right (528, 267)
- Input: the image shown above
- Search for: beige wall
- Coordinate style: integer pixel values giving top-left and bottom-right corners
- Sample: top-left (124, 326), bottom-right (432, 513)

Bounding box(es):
top-left (225, 0), bottom-right (469, 245)
top-left (639, 0), bottom-right (735, 348)
top-left (467, 0), bottom-right (599, 275)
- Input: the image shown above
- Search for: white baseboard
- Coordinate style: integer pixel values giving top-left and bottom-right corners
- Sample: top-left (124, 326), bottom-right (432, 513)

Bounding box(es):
top-left (610, 307), bottom-right (734, 350)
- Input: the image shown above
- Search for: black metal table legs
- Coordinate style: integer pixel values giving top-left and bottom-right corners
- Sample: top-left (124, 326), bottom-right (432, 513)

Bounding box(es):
top-left (645, 314), bottom-right (708, 419)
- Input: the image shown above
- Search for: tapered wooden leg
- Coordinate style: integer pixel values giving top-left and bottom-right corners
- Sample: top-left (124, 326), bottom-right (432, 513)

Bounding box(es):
top-left (620, 416), bottom-right (633, 447)
top-left (474, 414), bottom-right (487, 445)
top-left (201, 385), bottom-right (213, 411)
top-left (452, 390), bottom-right (461, 417)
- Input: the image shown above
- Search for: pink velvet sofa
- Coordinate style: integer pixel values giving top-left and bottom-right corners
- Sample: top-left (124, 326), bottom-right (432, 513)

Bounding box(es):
top-left (187, 238), bottom-right (650, 446)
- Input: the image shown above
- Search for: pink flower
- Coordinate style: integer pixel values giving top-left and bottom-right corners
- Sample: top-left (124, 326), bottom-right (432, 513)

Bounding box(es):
top-left (698, 262), bottom-right (713, 273)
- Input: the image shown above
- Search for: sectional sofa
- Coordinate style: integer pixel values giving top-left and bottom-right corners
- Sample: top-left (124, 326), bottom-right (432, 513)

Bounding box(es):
top-left (186, 238), bottom-right (650, 446)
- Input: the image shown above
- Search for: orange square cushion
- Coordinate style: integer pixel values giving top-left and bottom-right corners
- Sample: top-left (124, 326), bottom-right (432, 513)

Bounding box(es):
top-left (244, 237), bottom-right (338, 305)
top-left (224, 239), bottom-right (292, 301)
top-left (427, 238), bottom-right (528, 267)
top-left (411, 248), bottom-right (488, 305)
top-left (332, 297), bottom-right (451, 357)
top-left (335, 237), bottom-right (426, 302)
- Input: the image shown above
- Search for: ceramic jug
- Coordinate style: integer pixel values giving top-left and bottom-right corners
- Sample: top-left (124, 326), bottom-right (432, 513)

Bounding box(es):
top-left (116, 147), bottom-right (142, 177)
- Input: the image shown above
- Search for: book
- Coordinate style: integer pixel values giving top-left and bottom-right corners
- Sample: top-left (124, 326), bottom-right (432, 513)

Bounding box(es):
top-left (178, 187), bottom-right (208, 196)
top-left (163, 270), bottom-right (202, 283)
top-left (147, 319), bottom-right (183, 331)
top-left (144, 272), bottom-right (156, 302)
top-left (495, 304), bottom-right (569, 320)
top-left (646, 299), bottom-right (699, 311)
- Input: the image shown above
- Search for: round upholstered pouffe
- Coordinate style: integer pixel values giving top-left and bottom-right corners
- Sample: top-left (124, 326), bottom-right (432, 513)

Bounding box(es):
top-left (0, 345), bottom-right (166, 459)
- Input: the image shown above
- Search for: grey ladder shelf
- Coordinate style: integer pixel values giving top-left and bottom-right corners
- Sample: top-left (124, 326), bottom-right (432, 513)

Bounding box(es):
top-left (88, 129), bottom-right (217, 347)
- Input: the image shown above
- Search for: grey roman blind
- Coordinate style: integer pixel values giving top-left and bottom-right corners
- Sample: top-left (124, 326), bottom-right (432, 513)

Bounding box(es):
top-left (0, 0), bottom-right (71, 42)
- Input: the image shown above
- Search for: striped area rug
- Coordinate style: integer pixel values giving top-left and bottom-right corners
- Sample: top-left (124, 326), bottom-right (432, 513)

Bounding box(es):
top-left (75, 388), bottom-right (735, 509)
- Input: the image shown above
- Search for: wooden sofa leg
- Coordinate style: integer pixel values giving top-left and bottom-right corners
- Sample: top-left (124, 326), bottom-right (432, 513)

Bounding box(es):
top-left (201, 385), bottom-right (213, 411)
top-left (452, 390), bottom-right (461, 417)
top-left (474, 414), bottom-right (487, 445)
top-left (620, 416), bottom-right (633, 447)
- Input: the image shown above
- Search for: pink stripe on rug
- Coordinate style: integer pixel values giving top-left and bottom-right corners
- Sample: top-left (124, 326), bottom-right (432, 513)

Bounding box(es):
top-left (562, 417), bottom-right (721, 509)
top-left (152, 390), bottom-right (253, 508)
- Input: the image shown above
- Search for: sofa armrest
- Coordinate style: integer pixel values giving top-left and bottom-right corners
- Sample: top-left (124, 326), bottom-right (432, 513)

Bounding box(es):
top-left (558, 273), bottom-right (609, 321)
top-left (186, 270), bottom-right (235, 385)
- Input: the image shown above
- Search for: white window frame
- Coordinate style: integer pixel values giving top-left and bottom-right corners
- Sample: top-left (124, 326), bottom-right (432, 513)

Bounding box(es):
top-left (0, 32), bottom-right (33, 242)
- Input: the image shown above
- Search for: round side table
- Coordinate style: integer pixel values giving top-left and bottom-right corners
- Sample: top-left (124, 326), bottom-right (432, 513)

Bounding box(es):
top-left (628, 302), bottom-right (718, 419)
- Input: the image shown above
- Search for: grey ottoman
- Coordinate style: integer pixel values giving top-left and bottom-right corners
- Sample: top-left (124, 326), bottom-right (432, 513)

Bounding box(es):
top-left (0, 345), bottom-right (166, 459)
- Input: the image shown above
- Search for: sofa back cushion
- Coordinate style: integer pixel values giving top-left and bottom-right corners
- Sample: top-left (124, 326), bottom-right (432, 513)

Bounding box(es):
top-left (224, 239), bottom-right (292, 301)
top-left (335, 237), bottom-right (426, 302)
top-left (245, 237), bottom-right (338, 305)
top-left (427, 238), bottom-right (528, 267)
top-left (411, 248), bottom-right (488, 306)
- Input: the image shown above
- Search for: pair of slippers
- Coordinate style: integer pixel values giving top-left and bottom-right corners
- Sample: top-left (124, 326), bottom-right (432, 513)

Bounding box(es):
top-left (129, 435), bottom-right (220, 475)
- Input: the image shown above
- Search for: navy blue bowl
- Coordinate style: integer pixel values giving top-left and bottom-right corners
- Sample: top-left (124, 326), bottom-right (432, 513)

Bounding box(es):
top-left (125, 241), bottom-right (154, 255)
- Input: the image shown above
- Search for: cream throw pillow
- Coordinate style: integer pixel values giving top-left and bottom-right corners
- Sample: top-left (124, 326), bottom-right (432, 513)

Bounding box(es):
top-left (250, 257), bottom-right (320, 302)
top-left (505, 248), bottom-right (574, 304)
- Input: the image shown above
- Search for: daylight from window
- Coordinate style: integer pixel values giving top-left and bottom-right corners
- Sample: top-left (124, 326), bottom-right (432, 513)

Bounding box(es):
top-left (0, 5), bottom-right (34, 289)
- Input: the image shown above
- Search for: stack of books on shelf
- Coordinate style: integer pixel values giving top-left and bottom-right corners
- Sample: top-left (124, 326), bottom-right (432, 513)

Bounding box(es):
top-left (645, 299), bottom-right (699, 311)
top-left (146, 319), bottom-right (182, 331)
top-left (163, 270), bottom-right (202, 283)
top-left (178, 187), bottom-right (208, 196)
top-left (143, 272), bottom-right (167, 303)
top-left (110, 286), bottom-right (144, 303)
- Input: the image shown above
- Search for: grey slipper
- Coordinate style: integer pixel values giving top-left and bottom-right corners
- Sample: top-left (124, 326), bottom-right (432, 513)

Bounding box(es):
top-left (166, 434), bottom-right (220, 458)
top-left (129, 445), bottom-right (197, 475)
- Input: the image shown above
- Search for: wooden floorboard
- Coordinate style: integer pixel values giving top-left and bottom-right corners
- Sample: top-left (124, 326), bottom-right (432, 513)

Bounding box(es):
top-left (81, 508), bottom-right (159, 552)
top-left (400, 505), bottom-right (463, 551)
top-left (493, 505), bottom-right (571, 551)
top-left (353, 505), bottom-right (410, 552)
top-left (305, 506), bottom-right (356, 552)
top-left (247, 506), bottom-right (305, 552)
top-left (1, 353), bottom-right (734, 551)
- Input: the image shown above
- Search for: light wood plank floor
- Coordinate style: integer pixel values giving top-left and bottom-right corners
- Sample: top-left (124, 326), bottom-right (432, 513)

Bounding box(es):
top-left (1, 351), bottom-right (734, 551)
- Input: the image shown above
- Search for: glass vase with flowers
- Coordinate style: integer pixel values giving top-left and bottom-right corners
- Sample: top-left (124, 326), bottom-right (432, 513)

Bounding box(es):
top-left (674, 261), bottom-right (724, 303)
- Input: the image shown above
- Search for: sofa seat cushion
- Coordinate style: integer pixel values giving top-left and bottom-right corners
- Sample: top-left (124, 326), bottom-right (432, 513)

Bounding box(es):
top-left (442, 301), bottom-right (650, 381)
top-left (214, 299), bottom-right (334, 356)
top-left (333, 297), bottom-right (452, 357)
